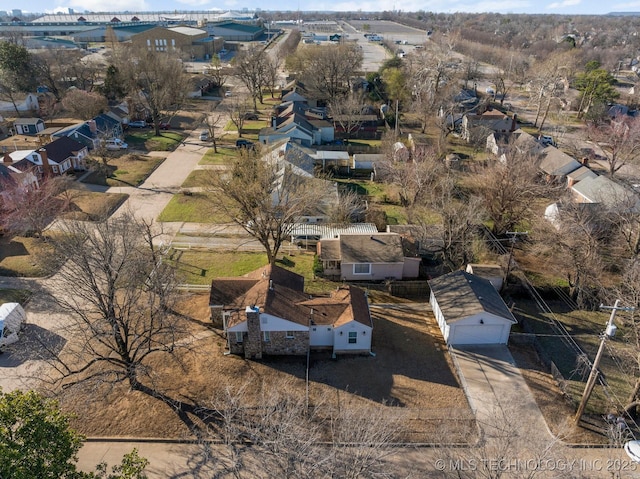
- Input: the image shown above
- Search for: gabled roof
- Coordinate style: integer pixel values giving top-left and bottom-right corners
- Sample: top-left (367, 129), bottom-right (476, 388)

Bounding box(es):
top-left (567, 166), bottom-right (597, 183)
top-left (13, 118), bottom-right (43, 126)
top-left (429, 271), bottom-right (516, 323)
top-left (299, 286), bottom-right (371, 328)
top-left (572, 175), bottom-right (638, 208)
top-left (333, 233), bottom-right (406, 264)
top-left (539, 147), bottom-right (581, 176)
top-left (43, 137), bottom-right (86, 163)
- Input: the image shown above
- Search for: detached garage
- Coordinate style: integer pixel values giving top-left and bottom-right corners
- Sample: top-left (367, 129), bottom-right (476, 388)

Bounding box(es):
top-left (429, 271), bottom-right (516, 346)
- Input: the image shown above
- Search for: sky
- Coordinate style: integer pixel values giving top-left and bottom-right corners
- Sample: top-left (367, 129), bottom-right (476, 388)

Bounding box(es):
top-left (6, 0), bottom-right (640, 16)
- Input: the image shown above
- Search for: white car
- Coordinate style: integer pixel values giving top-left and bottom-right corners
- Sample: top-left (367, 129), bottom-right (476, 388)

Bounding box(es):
top-left (105, 138), bottom-right (128, 150)
top-left (199, 130), bottom-right (209, 141)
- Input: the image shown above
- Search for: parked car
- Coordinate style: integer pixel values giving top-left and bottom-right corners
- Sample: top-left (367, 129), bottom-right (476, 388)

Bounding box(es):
top-left (540, 135), bottom-right (556, 147)
top-left (104, 138), bottom-right (128, 150)
top-left (199, 130), bottom-right (209, 141)
top-left (128, 120), bottom-right (147, 128)
top-left (224, 91), bottom-right (233, 97)
top-left (158, 122), bottom-right (171, 130)
top-left (236, 139), bottom-right (255, 149)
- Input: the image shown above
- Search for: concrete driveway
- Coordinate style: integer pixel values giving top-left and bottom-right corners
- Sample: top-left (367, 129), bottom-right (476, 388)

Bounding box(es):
top-left (450, 345), bottom-right (552, 442)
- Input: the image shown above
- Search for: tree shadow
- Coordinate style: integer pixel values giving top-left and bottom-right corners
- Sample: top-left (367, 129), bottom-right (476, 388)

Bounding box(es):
top-left (0, 323), bottom-right (67, 366)
top-left (0, 238), bottom-right (29, 262)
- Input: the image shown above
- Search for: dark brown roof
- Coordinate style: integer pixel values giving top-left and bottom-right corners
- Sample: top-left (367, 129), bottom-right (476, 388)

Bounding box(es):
top-left (211, 266), bottom-right (371, 329)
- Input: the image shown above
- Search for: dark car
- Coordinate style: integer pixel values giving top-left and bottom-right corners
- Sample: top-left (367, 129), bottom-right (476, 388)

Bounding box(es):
top-left (128, 120), bottom-right (147, 128)
top-left (236, 139), bottom-right (255, 149)
top-left (242, 112), bottom-right (259, 120)
top-left (158, 122), bottom-right (171, 130)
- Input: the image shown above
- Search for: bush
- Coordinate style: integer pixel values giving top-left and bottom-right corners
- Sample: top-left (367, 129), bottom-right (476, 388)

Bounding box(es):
top-left (313, 255), bottom-right (323, 276)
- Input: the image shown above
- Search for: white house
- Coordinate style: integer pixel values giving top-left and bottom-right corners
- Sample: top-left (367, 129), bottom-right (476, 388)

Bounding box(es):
top-left (0, 93), bottom-right (39, 114)
top-left (210, 265), bottom-right (373, 358)
top-left (429, 271), bottom-right (516, 346)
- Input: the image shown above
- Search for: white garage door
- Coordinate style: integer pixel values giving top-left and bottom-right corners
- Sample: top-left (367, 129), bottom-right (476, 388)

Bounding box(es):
top-left (450, 324), bottom-right (505, 345)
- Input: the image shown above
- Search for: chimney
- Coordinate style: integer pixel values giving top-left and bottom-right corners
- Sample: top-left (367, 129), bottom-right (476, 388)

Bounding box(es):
top-left (87, 119), bottom-right (97, 134)
top-left (37, 148), bottom-right (53, 178)
top-left (581, 157), bottom-right (589, 167)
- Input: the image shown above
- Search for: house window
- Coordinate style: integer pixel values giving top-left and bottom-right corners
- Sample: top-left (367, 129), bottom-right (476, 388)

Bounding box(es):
top-left (353, 263), bottom-right (371, 275)
top-left (312, 327), bottom-right (317, 331)
top-left (263, 331), bottom-right (270, 342)
top-left (235, 332), bottom-right (243, 343)
top-left (286, 331), bottom-right (295, 339)
top-left (147, 39), bottom-right (151, 46)
top-left (348, 331), bottom-right (357, 344)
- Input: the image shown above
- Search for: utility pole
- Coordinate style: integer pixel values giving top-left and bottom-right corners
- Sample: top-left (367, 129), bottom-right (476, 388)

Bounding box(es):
top-left (574, 300), bottom-right (635, 423)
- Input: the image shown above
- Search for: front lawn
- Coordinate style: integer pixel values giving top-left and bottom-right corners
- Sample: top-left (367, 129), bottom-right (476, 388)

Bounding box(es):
top-left (0, 236), bottom-right (54, 277)
top-left (199, 146), bottom-right (240, 165)
top-left (60, 191), bottom-right (128, 220)
top-left (82, 154), bottom-right (164, 187)
top-left (158, 192), bottom-right (231, 223)
top-left (0, 289), bottom-right (32, 305)
top-left (125, 131), bottom-right (183, 151)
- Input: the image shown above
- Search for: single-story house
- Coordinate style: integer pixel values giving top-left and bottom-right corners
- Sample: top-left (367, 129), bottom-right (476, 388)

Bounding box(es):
top-left (317, 233), bottom-right (421, 281)
top-left (53, 122), bottom-right (100, 150)
top-left (571, 175), bottom-right (639, 210)
top-left (461, 109), bottom-right (517, 142)
top-left (538, 146), bottom-right (581, 182)
top-left (429, 270), bottom-right (517, 346)
top-left (3, 148), bottom-right (72, 176)
top-left (566, 165), bottom-right (597, 188)
top-left (0, 93), bottom-right (39, 114)
top-left (13, 118), bottom-right (45, 135)
top-left (210, 265), bottom-right (373, 358)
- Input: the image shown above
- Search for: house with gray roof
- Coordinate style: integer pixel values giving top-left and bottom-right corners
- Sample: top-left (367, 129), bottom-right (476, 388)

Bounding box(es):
top-left (210, 265), bottom-right (372, 358)
top-left (571, 175), bottom-right (639, 210)
top-left (429, 270), bottom-right (516, 345)
top-left (538, 146), bottom-right (581, 181)
top-left (13, 118), bottom-right (45, 136)
top-left (318, 232), bottom-right (421, 281)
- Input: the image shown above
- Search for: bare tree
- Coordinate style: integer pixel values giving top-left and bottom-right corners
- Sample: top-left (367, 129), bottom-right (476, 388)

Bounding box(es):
top-left (473, 150), bottom-right (554, 236)
top-left (206, 152), bottom-right (330, 264)
top-left (204, 111), bottom-right (224, 154)
top-left (232, 46), bottom-right (269, 110)
top-left (291, 43), bottom-right (363, 99)
top-left (226, 95), bottom-right (250, 138)
top-left (41, 212), bottom-right (181, 391)
top-left (587, 116), bottom-right (640, 177)
top-left (0, 175), bottom-right (68, 239)
top-left (329, 93), bottom-right (366, 141)
top-left (61, 89), bottom-right (107, 119)
top-left (119, 47), bottom-right (190, 136)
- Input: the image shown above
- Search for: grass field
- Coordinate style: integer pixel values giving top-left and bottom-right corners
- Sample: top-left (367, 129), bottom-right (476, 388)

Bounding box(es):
top-left (0, 289), bottom-right (32, 305)
top-left (125, 131), bottom-right (183, 151)
top-left (157, 192), bottom-right (231, 223)
top-left (0, 236), bottom-right (53, 277)
top-left (199, 146), bottom-right (240, 165)
top-left (82, 154), bottom-right (164, 187)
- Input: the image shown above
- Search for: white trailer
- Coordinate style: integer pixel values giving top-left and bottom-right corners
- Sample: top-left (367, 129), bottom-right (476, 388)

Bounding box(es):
top-left (0, 302), bottom-right (26, 349)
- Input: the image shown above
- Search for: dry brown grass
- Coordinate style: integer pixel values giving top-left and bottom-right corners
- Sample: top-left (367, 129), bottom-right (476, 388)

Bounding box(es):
top-left (57, 296), bottom-right (474, 443)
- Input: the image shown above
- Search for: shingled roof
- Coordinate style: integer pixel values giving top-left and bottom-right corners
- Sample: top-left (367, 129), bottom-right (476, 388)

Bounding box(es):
top-left (429, 271), bottom-right (516, 324)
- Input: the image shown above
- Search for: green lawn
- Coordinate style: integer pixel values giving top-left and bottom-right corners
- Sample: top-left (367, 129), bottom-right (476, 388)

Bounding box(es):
top-left (158, 192), bottom-right (231, 223)
top-left (200, 147), bottom-right (240, 165)
top-left (171, 251), bottom-right (267, 284)
top-left (182, 170), bottom-right (214, 188)
top-left (170, 249), bottom-right (340, 294)
top-left (125, 131), bottom-right (183, 151)
top-left (0, 289), bottom-right (32, 305)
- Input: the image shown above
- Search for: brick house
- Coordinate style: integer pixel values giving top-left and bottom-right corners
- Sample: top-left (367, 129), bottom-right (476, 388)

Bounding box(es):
top-left (130, 26), bottom-right (221, 61)
top-left (209, 265), bottom-right (373, 358)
